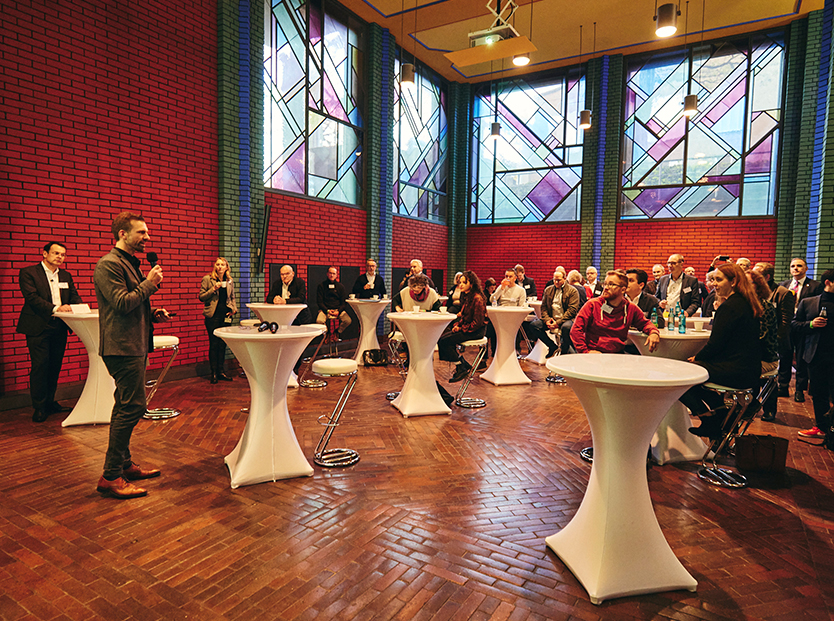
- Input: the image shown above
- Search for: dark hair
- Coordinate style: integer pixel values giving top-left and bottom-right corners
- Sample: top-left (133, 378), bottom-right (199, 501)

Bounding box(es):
top-left (747, 270), bottom-right (771, 301)
top-left (821, 269), bottom-right (834, 285)
top-left (754, 262), bottom-right (775, 280)
top-left (461, 270), bottom-right (484, 298)
top-left (408, 274), bottom-right (429, 288)
top-left (111, 211), bottom-right (145, 240)
top-left (483, 277), bottom-right (497, 292)
top-left (717, 263), bottom-right (763, 318)
top-left (625, 268), bottom-right (648, 286)
top-left (43, 241), bottom-right (66, 253)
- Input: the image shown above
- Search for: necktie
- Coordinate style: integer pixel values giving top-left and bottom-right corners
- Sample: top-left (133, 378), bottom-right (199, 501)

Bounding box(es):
top-left (789, 280), bottom-right (799, 294)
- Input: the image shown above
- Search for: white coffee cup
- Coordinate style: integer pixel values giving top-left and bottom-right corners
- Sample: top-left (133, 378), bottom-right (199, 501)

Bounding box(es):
top-left (348, 293), bottom-right (356, 299)
top-left (372, 295), bottom-right (379, 300)
top-left (692, 319), bottom-right (706, 332)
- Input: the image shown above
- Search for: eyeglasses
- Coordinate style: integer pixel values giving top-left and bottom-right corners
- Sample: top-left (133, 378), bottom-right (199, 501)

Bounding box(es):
top-left (603, 282), bottom-right (624, 289)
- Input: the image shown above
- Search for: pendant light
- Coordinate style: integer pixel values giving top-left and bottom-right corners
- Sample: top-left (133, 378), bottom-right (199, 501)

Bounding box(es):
top-left (490, 61), bottom-right (501, 140)
top-left (682, 1), bottom-right (697, 117)
top-left (654, 1), bottom-right (680, 38)
top-left (579, 24), bottom-right (592, 130)
top-left (513, 0), bottom-right (533, 66)
top-left (400, 0), bottom-right (415, 90)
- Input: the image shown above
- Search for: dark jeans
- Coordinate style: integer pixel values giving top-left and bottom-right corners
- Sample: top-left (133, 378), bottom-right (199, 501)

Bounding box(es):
top-left (776, 338), bottom-right (793, 388)
top-left (438, 327), bottom-right (486, 363)
top-left (679, 384), bottom-right (726, 417)
top-left (102, 355), bottom-right (147, 479)
top-left (205, 313), bottom-right (229, 375)
top-left (524, 319), bottom-right (559, 353)
top-left (808, 354), bottom-right (834, 428)
top-left (25, 320), bottom-right (68, 411)
top-left (794, 341), bottom-right (809, 392)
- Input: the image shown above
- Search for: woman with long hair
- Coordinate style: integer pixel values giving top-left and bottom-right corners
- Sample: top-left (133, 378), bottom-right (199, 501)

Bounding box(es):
top-left (680, 263), bottom-right (762, 438)
top-left (198, 257), bottom-right (238, 383)
top-left (438, 270), bottom-right (487, 383)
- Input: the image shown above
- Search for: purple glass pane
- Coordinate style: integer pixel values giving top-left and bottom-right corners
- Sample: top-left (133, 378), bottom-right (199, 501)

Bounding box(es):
top-left (410, 161), bottom-right (429, 186)
top-left (745, 134), bottom-right (772, 173)
top-left (646, 118), bottom-right (663, 135)
top-left (706, 79), bottom-right (745, 125)
top-left (633, 187), bottom-right (683, 218)
top-left (273, 144), bottom-right (305, 194)
top-left (528, 171), bottom-right (571, 215)
top-left (647, 118), bottom-right (685, 161)
top-left (310, 3), bottom-right (322, 44)
top-left (323, 74), bottom-right (348, 122)
top-left (498, 101), bottom-right (540, 147)
top-left (725, 184), bottom-right (740, 197)
top-left (703, 174), bottom-right (741, 184)
top-left (626, 88), bottom-right (637, 117)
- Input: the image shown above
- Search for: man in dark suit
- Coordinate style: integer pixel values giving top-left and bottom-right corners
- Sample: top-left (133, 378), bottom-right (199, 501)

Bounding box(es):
top-left (791, 269), bottom-right (833, 440)
top-left (351, 258), bottom-right (386, 299)
top-left (17, 241), bottom-right (83, 422)
top-left (94, 212), bottom-right (171, 499)
top-left (624, 268), bottom-right (664, 354)
top-left (566, 270), bottom-right (588, 308)
top-left (780, 258), bottom-right (823, 402)
top-left (684, 266), bottom-right (709, 304)
top-left (514, 264), bottom-right (536, 299)
top-left (657, 254), bottom-right (701, 317)
top-left (266, 265), bottom-right (312, 325)
top-left (645, 264), bottom-right (664, 296)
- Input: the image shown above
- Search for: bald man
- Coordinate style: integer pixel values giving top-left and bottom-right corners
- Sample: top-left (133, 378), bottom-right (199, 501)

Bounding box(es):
top-left (656, 254), bottom-right (701, 317)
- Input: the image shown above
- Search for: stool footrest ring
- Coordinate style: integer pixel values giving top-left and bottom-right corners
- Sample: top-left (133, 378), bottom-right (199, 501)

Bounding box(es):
top-left (314, 448), bottom-right (360, 468)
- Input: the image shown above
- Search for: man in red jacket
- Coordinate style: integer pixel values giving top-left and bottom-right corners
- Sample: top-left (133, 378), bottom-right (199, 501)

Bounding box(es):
top-left (571, 269), bottom-right (660, 354)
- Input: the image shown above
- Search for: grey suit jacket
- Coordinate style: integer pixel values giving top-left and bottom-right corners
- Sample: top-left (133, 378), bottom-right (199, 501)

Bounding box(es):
top-left (94, 248), bottom-right (159, 356)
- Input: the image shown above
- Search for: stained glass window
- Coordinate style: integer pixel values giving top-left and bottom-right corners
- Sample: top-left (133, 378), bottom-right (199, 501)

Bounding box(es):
top-left (393, 57), bottom-right (448, 223)
top-left (621, 32), bottom-right (784, 219)
top-left (264, 0), bottom-right (364, 204)
top-left (470, 74), bottom-right (584, 224)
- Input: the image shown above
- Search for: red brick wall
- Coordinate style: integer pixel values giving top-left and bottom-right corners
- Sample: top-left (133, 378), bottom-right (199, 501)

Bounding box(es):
top-left (392, 216), bottom-right (449, 288)
top-left (466, 223), bottom-right (583, 288)
top-left (2, 0), bottom-right (218, 396)
top-left (614, 219), bottom-right (778, 278)
top-left (262, 192), bottom-right (367, 286)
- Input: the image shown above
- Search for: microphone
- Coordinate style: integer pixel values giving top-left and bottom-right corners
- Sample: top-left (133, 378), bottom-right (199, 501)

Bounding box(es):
top-left (146, 252), bottom-right (161, 288)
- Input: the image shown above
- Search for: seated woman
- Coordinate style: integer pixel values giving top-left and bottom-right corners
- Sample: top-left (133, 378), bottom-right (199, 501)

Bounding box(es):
top-left (446, 272), bottom-right (464, 315)
top-left (393, 274), bottom-right (441, 312)
top-left (680, 263), bottom-right (762, 438)
top-left (438, 271), bottom-right (487, 383)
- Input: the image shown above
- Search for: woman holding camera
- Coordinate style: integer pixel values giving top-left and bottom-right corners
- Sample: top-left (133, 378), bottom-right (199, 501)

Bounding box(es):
top-left (199, 257), bottom-right (238, 383)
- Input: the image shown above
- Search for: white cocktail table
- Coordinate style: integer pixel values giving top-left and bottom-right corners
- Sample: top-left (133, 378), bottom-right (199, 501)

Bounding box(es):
top-left (246, 303), bottom-right (308, 387)
top-left (387, 312), bottom-right (455, 417)
top-left (545, 354), bottom-right (707, 604)
top-left (347, 298), bottom-right (390, 365)
top-left (481, 306), bottom-right (533, 385)
top-left (628, 329), bottom-right (711, 464)
top-left (53, 311), bottom-right (115, 427)
top-left (215, 326), bottom-right (320, 488)
top-left (522, 300), bottom-right (557, 365)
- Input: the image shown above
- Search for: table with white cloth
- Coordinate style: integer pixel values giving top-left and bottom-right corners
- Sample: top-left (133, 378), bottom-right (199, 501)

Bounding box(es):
top-left (481, 306), bottom-right (533, 385)
top-left (522, 300), bottom-right (556, 365)
top-left (627, 328), bottom-right (711, 464)
top-left (347, 298), bottom-right (390, 365)
top-left (215, 326), bottom-right (320, 488)
top-left (53, 311), bottom-right (115, 427)
top-left (386, 311), bottom-right (455, 417)
top-left (545, 354), bottom-right (707, 604)
top-left (246, 303), bottom-right (308, 387)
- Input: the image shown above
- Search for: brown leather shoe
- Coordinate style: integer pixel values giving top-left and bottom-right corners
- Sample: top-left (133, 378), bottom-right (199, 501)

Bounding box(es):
top-left (96, 476), bottom-right (147, 499)
top-left (123, 462), bottom-right (161, 480)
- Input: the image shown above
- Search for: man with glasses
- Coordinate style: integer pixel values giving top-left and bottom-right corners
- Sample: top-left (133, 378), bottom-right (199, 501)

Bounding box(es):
top-left (570, 269), bottom-right (660, 354)
top-left (657, 254), bottom-right (701, 317)
top-left (352, 258), bottom-right (386, 299)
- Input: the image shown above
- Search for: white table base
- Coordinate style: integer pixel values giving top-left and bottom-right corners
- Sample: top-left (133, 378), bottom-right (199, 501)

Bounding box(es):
top-left (54, 312), bottom-right (115, 427)
top-left (523, 331), bottom-right (557, 365)
top-left (651, 402), bottom-right (708, 464)
top-left (481, 307), bottom-right (532, 385)
top-left (348, 299), bottom-right (390, 365)
top-left (218, 326), bottom-right (318, 488)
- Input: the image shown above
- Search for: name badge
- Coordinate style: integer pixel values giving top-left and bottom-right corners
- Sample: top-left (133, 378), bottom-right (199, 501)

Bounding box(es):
top-left (525, 284), bottom-right (530, 289)
top-left (601, 302), bottom-right (614, 314)
top-left (329, 284), bottom-right (335, 289)
top-left (58, 282), bottom-right (69, 289)
top-left (683, 286), bottom-right (692, 293)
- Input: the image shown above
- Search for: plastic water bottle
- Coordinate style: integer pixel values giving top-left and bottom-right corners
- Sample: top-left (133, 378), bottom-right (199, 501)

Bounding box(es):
top-left (678, 310), bottom-right (687, 333)
top-left (650, 308), bottom-right (658, 326)
top-left (674, 302), bottom-right (681, 316)
top-left (667, 310), bottom-right (675, 331)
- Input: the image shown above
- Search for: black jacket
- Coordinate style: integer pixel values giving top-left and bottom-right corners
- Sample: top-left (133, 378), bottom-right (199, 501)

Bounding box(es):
top-left (351, 273), bottom-right (386, 299)
top-left (17, 263), bottom-right (82, 336)
top-left (266, 276), bottom-right (312, 324)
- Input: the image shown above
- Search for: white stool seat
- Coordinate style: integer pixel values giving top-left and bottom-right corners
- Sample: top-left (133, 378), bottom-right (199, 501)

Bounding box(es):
top-left (704, 382), bottom-right (753, 393)
top-left (240, 318), bottom-right (261, 327)
top-left (153, 335), bottom-right (179, 349)
top-left (461, 337), bottom-right (488, 347)
top-left (313, 358), bottom-right (358, 376)
top-left (390, 331), bottom-right (404, 341)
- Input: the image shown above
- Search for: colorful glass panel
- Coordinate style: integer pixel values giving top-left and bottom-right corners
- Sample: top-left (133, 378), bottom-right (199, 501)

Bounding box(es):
top-left (621, 33), bottom-right (784, 219)
top-left (470, 74), bottom-right (584, 224)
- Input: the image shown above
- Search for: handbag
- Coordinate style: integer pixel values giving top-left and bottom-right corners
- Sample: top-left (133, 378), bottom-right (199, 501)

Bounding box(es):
top-left (734, 434), bottom-right (788, 473)
top-left (362, 349), bottom-right (389, 366)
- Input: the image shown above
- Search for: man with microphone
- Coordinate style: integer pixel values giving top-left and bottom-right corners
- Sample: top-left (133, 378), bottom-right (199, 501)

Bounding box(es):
top-left (93, 212), bottom-right (171, 499)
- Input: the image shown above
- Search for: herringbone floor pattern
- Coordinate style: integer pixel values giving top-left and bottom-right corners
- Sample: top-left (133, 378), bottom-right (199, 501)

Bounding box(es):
top-left (2, 350), bottom-right (834, 620)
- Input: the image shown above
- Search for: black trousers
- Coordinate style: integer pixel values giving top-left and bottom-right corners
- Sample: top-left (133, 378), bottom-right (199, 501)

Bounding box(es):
top-left (808, 353), bottom-right (834, 428)
top-left (102, 355), bottom-right (147, 479)
top-left (794, 340), bottom-right (810, 392)
top-left (438, 327), bottom-right (486, 363)
top-left (25, 320), bottom-right (69, 411)
top-left (205, 313), bottom-right (229, 375)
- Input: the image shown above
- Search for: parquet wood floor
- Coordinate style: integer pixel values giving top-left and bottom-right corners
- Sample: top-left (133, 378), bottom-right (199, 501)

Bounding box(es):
top-left (2, 350), bottom-right (834, 620)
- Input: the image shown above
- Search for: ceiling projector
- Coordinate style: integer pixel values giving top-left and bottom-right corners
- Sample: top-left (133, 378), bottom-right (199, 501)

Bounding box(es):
top-left (468, 23), bottom-right (518, 47)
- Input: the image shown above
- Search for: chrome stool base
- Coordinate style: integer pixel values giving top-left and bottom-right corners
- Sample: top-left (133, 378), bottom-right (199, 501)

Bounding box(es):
top-left (546, 374), bottom-right (566, 384)
top-left (386, 391), bottom-right (400, 401)
top-left (312, 359), bottom-right (359, 469)
top-left (144, 407), bottom-right (181, 420)
top-left (697, 383), bottom-right (754, 489)
top-left (298, 324), bottom-right (329, 388)
top-left (698, 466), bottom-right (747, 488)
top-left (579, 447), bottom-right (594, 463)
top-left (144, 335), bottom-right (180, 420)
top-left (454, 337), bottom-right (488, 409)
top-left (315, 448), bottom-right (360, 468)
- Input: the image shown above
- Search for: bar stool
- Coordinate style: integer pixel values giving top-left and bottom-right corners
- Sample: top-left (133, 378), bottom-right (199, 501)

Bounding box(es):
top-left (311, 358), bottom-right (360, 467)
top-left (144, 335), bottom-right (180, 420)
top-left (544, 331), bottom-right (566, 384)
top-left (386, 330), bottom-right (406, 401)
top-left (454, 337), bottom-right (488, 408)
top-left (697, 383), bottom-right (755, 488)
top-left (298, 324), bottom-right (328, 388)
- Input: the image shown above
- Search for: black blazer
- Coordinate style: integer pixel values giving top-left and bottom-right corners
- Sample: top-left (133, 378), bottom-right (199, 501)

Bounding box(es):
top-left (635, 292), bottom-right (664, 328)
top-left (265, 276), bottom-right (312, 324)
top-left (695, 293), bottom-right (761, 389)
top-left (657, 273), bottom-right (701, 316)
top-left (17, 263), bottom-right (82, 336)
top-left (518, 276), bottom-right (536, 298)
top-left (792, 295), bottom-right (827, 363)
top-left (779, 277), bottom-right (822, 306)
top-left (351, 273), bottom-right (386, 299)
